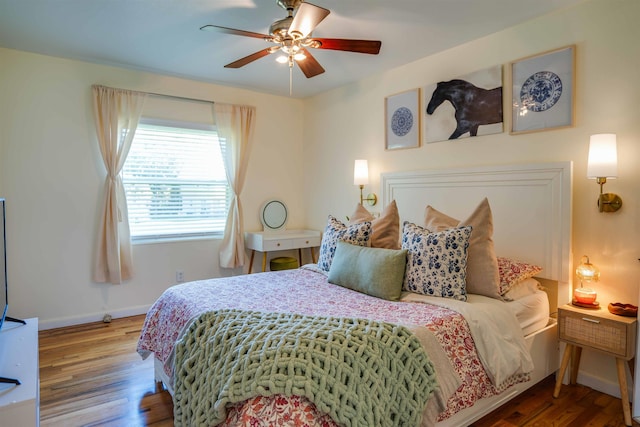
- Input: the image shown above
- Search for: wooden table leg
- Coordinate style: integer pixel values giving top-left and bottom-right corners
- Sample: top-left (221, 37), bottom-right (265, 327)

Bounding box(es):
top-left (248, 250), bottom-right (256, 274)
top-left (616, 358), bottom-right (632, 426)
top-left (262, 252), bottom-right (267, 272)
top-left (310, 247), bottom-right (316, 263)
top-left (298, 248), bottom-right (302, 267)
top-left (554, 343), bottom-right (573, 398)
top-left (570, 346), bottom-right (582, 384)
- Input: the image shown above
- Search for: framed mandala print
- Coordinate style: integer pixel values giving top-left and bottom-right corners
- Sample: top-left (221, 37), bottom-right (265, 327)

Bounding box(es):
top-left (510, 45), bottom-right (575, 134)
top-left (385, 88), bottom-right (421, 150)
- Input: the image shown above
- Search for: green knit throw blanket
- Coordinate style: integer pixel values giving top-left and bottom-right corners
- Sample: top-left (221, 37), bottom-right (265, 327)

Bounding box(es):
top-left (173, 309), bottom-right (437, 427)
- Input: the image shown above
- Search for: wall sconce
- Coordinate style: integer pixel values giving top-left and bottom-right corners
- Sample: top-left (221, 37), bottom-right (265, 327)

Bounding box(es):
top-left (353, 159), bottom-right (377, 206)
top-left (587, 133), bottom-right (622, 213)
top-left (573, 255), bottom-right (601, 308)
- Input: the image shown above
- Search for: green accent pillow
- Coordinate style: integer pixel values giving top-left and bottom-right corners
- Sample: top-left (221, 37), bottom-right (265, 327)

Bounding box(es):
top-left (328, 241), bottom-right (408, 301)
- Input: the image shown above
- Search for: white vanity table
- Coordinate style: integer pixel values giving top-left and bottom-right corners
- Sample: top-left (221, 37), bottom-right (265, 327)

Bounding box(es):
top-left (245, 229), bottom-right (321, 273)
top-left (244, 199), bottom-right (321, 273)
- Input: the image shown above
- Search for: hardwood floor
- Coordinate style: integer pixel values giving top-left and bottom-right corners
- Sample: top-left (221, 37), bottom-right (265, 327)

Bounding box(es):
top-left (39, 315), bottom-right (639, 427)
top-left (39, 315), bottom-right (173, 426)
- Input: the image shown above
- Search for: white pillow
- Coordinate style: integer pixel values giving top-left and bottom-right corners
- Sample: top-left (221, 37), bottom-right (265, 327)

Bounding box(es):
top-left (502, 278), bottom-right (542, 301)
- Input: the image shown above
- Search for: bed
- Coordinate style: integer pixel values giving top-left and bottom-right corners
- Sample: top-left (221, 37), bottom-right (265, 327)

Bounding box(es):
top-left (137, 161), bottom-right (573, 426)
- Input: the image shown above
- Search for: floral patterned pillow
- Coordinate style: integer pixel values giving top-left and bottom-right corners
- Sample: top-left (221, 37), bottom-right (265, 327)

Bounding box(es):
top-left (317, 216), bottom-right (372, 272)
top-left (497, 257), bottom-right (543, 295)
top-left (401, 221), bottom-right (472, 301)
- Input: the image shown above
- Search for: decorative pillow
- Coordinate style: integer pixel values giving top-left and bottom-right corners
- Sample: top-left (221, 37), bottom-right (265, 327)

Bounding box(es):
top-left (423, 198), bottom-right (501, 300)
top-left (401, 221), bottom-right (472, 301)
top-left (502, 277), bottom-right (542, 301)
top-left (497, 257), bottom-right (543, 295)
top-left (349, 200), bottom-right (401, 249)
top-left (328, 241), bottom-right (408, 301)
top-left (317, 216), bottom-right (372, 272)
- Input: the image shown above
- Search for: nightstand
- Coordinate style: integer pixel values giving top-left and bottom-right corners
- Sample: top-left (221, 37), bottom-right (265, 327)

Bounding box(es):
top-left (553, 304), bottom-right (637, 426)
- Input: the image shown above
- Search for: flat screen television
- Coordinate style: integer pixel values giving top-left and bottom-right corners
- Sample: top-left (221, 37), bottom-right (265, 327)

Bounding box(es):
top-left (0, 198), bottom-right (24, 385)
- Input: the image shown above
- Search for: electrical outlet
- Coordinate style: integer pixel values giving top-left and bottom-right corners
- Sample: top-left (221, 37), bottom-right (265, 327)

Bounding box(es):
top-left (176, 270), bottom-right (184, 283)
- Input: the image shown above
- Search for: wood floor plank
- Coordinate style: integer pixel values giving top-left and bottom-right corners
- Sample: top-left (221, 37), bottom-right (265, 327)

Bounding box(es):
top-left (39, 315), bottom-right (640, 426)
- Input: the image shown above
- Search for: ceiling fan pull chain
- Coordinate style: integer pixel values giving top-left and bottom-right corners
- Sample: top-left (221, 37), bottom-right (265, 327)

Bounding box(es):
top-left (289, 64), bottom-right (293, 96)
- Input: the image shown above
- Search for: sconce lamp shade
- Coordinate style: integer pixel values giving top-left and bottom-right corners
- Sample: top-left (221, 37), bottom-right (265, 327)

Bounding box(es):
top-left (353, 159), bottom-right (378, 206)
top-left (586, 133), bottom-right (622, 212)
top-left (353, 159), bottom-right (369, 186)
top-left (587, 134), bottom-right (618, 179)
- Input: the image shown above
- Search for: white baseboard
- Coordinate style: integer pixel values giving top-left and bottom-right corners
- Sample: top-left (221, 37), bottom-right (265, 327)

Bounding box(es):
top-left (576, 371), bottom-right (631, 400)
top-left (38, 304), bottom-right (150, 330)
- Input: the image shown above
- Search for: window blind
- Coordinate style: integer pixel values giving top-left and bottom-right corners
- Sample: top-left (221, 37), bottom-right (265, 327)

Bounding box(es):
top-left (122, 120), bottom-right (229, 241)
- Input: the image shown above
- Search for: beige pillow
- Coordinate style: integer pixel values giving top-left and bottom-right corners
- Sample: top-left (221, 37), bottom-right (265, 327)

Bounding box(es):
top-left (423, 198), bottom-right (501, 300)
top-left (349, 200), bottom-right (400, 249)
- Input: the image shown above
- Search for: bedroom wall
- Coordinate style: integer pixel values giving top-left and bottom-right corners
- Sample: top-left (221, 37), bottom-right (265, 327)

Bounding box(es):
top-left (302, 0), bottom-right (639, 399)
top-left (0, 47), bottom-right (306, 329)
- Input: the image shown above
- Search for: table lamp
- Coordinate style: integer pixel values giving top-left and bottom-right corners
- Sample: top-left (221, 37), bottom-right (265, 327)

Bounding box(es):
top-left (573, 255), bottom-right (600, 308)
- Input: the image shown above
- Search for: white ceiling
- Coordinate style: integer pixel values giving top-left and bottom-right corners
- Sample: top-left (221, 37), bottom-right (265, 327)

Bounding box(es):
top-left (0, 0), bottom-right (585, 98)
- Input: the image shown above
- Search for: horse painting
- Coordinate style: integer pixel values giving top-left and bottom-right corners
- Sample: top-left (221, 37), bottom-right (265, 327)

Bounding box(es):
top-left (426, 79), bottom-right (502, 140)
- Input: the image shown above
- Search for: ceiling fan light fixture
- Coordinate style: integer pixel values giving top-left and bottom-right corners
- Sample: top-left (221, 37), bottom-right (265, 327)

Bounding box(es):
top-left (203, 0), bottom-right (380, 83)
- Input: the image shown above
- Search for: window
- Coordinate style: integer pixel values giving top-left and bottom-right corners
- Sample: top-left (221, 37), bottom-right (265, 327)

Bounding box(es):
top-left (122, 119), bottom-right (229, 241)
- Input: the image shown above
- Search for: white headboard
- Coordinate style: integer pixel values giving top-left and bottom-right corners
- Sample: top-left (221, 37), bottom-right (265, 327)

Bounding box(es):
top-left (382, 162), bottom-right (573, 305)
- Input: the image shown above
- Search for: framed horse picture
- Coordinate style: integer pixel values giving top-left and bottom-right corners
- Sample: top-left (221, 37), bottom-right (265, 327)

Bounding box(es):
top-left (510, 45), bottom-right (575, 134)
top-left (422, 65), bottom-right (503, 144)
top-left (385, 88), bottom-right (421, 150)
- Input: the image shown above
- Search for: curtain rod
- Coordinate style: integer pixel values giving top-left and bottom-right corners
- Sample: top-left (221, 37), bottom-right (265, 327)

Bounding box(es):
top-left (146, 91), bottom-right (215, 105)
top-left (92, 84), bottom-right (214, 105)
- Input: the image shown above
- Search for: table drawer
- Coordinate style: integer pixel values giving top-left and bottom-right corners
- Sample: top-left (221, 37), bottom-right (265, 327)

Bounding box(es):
top-left (261, 239), bottom-right (294, 251)
top-left (293, 236), bottom-right (321, 248)
top-left (559, 308), bottom-right (634, 358)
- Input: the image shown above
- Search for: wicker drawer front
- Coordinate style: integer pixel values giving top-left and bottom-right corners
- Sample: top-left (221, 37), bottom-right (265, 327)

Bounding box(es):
top-left (559, 308), bottom-right (634, 358)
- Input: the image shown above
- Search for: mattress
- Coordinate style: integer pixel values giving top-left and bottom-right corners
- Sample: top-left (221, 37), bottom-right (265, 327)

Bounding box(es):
top-left (138, 266), bottom-right (537, 426)
top-left (506, 290), bottom-right (550, 336)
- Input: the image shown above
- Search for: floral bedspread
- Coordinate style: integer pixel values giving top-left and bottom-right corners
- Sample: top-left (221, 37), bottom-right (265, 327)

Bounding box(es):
top-left (137, 266), bottom-right (518, 425)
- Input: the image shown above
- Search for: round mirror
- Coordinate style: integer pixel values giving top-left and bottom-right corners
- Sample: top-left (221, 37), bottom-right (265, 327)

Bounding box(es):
top-left (261, 200), bottom-right (288, 230)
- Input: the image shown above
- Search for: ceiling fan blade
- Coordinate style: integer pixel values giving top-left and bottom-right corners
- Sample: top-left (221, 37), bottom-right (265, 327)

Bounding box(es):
top-left (224, 48), bottom-right (274, 69)
top-left (288, 2), bottom-right (330, 39)
top-left (295, 48), bottom-right (325, 78)
top-left (312, 38), bottom-right (381, 55)
top-left (200, 24), bottom-right (270, 40)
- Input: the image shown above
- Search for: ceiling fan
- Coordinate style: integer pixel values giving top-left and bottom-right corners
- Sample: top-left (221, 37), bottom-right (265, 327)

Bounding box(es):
top-left (200, 0), bottom-right (382, 80)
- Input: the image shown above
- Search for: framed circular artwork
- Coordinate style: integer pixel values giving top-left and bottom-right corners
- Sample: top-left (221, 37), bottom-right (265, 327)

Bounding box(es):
top-left (510, 45), bottom-right (575, 134)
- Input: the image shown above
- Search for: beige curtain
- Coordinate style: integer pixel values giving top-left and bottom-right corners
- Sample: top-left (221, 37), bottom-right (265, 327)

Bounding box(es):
top-left (92, 85), bottom-right (146, 284)
top-left (214, 103), bottom-right (256, 268)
